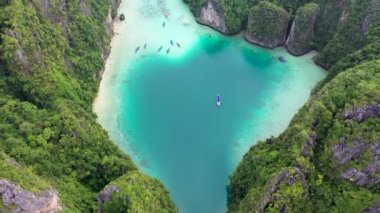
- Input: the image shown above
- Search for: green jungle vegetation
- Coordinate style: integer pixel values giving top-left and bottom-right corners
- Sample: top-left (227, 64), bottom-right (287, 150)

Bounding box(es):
top-left (184, 0), bottom-right (380, 212)
top-left (246, 1), bottom-right (289, 44)
top-left (228, 59), bottom-right (380, 212)
top-left (0, 0), bottom-right (176, 212)
top-left (187, 0), bottom-right (379, 69)
top-left (0, 0), bottom-right (379, 212)
top-left (285, 3), bottom-right (320, 55)
top-left (100, 171), bottom-right (177, 212)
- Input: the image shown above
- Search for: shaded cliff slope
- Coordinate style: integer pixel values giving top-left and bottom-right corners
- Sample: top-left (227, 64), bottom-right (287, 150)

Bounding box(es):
top-left (185, 0), bottom-right (380, 70)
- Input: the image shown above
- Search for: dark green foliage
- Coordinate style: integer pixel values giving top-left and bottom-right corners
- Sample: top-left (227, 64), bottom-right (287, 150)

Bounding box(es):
top-left (216, 0), bottom-right (252, 33)
top-left (293, 3), bottom-right (319, 34)
top-left (313, 41), bottom-right (380, 93)
top-left (228, 59), bottom-right (380, 212)
top-left (0, 0), bottom-right (173, 211)
top-left (100, 171), bottom-right (177, 212)
top-left (120, 13), bottom-right (125, 21)
top-left (184, 0), bottom-right (311, 33)
top-left (246, 1), bottom-right (289, 46)
top-left (314, 0), bottom-right (377, 69)
top-left (0, 152), bottom-right (51, 193)
top-left (184, 0), bottom-right (380, 70)
top-left (238, 167), bottom-right (312, 212)
top-left (286, 3), bottom-right (320, 55)
top-left (183, 0), bottom-right (206, 15)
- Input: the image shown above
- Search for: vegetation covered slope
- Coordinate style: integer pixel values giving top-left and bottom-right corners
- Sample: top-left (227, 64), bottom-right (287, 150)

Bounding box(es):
top-left (285, 3), bottom-right (320, 55)
top-left (228, 59), bottom-right (380, 212)
top-left (98, 171), bottom-right (177, 213)
top-left (184, 0), bottom-right (380, 212)
top-left (0, 0), bottom-right (175, 212)
top-left (186, 0), bottom-right (380, 69)
top-left (245, 1), bottom-right (290, 48)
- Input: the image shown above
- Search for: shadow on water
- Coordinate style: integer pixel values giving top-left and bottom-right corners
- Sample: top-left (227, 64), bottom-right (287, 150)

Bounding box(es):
top-left (241, 45), bottom-right (273, 68)
top-left (199, 34), bottom-right (230, 55)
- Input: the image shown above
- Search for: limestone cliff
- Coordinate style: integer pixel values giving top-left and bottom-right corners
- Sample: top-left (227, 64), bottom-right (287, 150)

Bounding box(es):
top-left (285, 3), bottom-right (320, 56)
top-left (0, 0), bottom-right (175, 211)
top-left (0, 180), bottom-right (60, 212)
top-left (236, 167), bottom-right (310, 212)
top-left (184, 0), bottom-right (380, 71)
top-left (245, 2), bottom-right (290, 48)
top-left (197, 0), bottom-right (228, 34)
top-left (314, 0), bottom-right (380, 69)
top-left (228, 59), bottom-right (380, 212)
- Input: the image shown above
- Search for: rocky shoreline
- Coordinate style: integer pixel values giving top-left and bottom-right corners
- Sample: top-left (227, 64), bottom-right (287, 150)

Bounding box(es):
top-left (190, 0), bottom-right (380, 68)
top-left (194, 1), bottom-right (320, 55)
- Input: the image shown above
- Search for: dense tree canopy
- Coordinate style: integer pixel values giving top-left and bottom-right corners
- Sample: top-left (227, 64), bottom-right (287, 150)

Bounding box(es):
top-left (0, 0), bottom-right (175, 211)
top-left (228, 58), bottom-right (380, 212)
top-left (184, 0), bottom-right (380, 211)
top-left (0, 0), bottom-right (379, 211)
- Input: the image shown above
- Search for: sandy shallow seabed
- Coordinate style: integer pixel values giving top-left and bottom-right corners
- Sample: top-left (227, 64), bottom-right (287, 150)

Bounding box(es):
top-left (93, 0), bottom-right (326, 212)
top-left (94, 0), bottom-right (207, 145)
top-left (232, 48), bottom-right (325, 159)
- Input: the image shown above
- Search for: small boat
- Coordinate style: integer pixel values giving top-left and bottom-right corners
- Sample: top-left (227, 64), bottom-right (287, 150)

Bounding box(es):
top-left (166, 48), bottom-right (170, 54)
top-left (162, 22), bottom-right (165, 27)
top-left (176, 42), bottom-right (181, 48)
top-left (170, 40), bottom-right (174, 46)
top-left (278, 56), bottom-right (286, 63)
top-left (135, 46), bottom-right (140, 53)
top-left (144, 43), bottom-right (147, 49)
top-left (216, 94), bottom-right (221, 107)
top-left (157, 46), bottom-right (163, 52)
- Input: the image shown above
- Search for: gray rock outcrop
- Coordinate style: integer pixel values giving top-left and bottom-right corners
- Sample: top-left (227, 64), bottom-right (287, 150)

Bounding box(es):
top-left (339, 140), bottom-right (380, 187)
top-left (332, 138), bottom-right (367, 164)
top-left (197, 0), bottom-right (228, 34)
top-left (363, 204), bottom-right (380, 213)
top-left (341, 168), bottom-right (380, 187)
top-left (286, 3), bottom-right (320, 55)
top-left (0, 179), bottom-right (60, 212)
top-left (256, 167), bottom-right (307, 212)
top-left (96, 185), bottom-right (119, 213)
top-left (343, 103), bottom-right (380, 122)
top-left (301, 133), bottom-right (317, 159)
top-left (104, 0), bottom-right (122, 37)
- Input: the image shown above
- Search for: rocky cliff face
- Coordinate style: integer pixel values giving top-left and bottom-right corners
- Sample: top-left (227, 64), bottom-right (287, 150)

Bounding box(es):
top-left (0, 0), bottom-right (175, 211)
top-left (343, 103), bottom-right (380, 122)
top-left (185, 0), bottom-right (380, 72)
top-left (245, 2), bottom-right (290, 48)
top-left (314, 0), bottom-right (380, 69)
top-left (338, 139), bottom-right (380, 187)
top-left (286, 3), bottom-right (320, 55)
top-left (228, 60), bottom-right (380, 212)
top-left (0, 179), bottom-right (60, 212)
top-left (237, 167), bottom-right (309, 213)
top-left (104, 0), bottom-right (122, 38)
top-left (197, 0), bottom-right (228, 34)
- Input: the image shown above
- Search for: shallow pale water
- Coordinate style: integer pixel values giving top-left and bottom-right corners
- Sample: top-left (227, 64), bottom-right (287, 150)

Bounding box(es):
top-left (94, 1), bottom-right (326, 212)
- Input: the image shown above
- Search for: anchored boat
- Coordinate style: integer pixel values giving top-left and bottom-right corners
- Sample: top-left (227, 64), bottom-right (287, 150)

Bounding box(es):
top-left (216, 94), bottom-right (221, 107)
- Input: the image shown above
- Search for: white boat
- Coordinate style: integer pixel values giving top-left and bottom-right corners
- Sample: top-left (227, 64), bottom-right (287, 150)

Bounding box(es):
top-left (216, 94), bottom-right (221, 107)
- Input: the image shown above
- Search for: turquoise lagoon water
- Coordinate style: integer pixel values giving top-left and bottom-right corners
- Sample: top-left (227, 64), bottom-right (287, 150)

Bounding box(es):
top-left (94, 1), bottom-right (326, 212)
